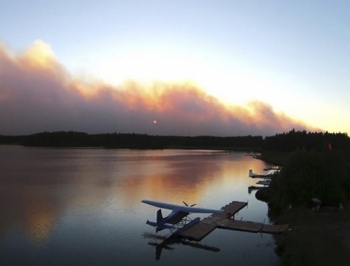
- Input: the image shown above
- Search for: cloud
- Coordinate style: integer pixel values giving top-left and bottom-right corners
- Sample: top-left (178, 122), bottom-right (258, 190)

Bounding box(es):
top-left (0, 41), bottom-right (316, 136)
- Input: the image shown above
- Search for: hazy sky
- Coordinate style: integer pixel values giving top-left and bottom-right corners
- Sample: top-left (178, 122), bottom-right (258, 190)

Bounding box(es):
top-left (1, 1), bottom-right (349, 136)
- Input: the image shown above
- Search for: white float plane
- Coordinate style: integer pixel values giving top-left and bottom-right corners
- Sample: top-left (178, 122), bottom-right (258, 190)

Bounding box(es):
top-left (141, 199), bottom-right (224, 232)
top-left (249, 169), bottom-right (275, 179)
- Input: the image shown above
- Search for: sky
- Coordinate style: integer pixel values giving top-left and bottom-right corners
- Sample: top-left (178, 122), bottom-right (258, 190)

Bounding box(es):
top-left (0, 0), bottom-right (349, 136)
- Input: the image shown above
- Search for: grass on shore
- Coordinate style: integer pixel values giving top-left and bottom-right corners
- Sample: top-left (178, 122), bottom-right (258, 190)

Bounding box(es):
top-left (272, 203), bottom-right (350, 266)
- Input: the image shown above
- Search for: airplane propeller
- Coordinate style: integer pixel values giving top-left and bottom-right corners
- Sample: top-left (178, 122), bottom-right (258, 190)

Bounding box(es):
top-left (183, 201), bottom-right (196, 207)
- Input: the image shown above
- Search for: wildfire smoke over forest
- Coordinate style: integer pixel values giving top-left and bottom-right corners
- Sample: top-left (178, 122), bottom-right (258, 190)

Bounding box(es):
top-left (0, 41), bottom-right (315, 136)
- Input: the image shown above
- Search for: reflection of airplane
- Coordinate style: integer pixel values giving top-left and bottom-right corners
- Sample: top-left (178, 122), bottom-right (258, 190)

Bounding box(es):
top-left (249, 169), bottom-right (274, 178)
top-left (141, 199), bottom-right (224, 232)
top-left (144, 232), bottom-right (220, 260)
top-left (248, 185), bottom-right (261, 194)
top-left (256, 180), bottom-right (271, 186)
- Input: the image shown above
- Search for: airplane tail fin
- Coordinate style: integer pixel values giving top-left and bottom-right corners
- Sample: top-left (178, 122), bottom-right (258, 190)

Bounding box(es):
top-left (156, 209), bottom-right (164, 224)
top-left (146, 209), bottom-right (173, 232)
top-left (145, 209), bottom-right (165, 227)
top-left (249, 169), bottom-right (255, 177)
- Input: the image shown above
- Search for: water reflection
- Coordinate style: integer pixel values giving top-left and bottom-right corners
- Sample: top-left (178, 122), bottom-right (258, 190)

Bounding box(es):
top-left (248, 186), bottom-right (262, 194)
top-left (0, 146), bottom-right (277, 266)
top-left (144, 233), bottom-right (220, 260)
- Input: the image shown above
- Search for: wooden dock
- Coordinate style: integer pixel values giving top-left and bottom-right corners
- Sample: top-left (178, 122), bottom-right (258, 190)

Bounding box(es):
top-left (178, 200), bottom-right (288, 241)
top-left (218, 220), bottom-right (289, 233)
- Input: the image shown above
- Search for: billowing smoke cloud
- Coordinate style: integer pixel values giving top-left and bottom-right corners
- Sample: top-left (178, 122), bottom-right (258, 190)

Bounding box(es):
top-left (0, 41), bottom-right (315, 136)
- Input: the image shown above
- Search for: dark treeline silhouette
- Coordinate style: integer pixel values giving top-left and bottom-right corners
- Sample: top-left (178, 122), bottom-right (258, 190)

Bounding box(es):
top-left (258, 130), bottom-right (350, 207)
top-left (267, 149), bottom-right (350, 207)
top-left (0, 131), bottom-right (263, 150)
top-left (1, 129), bottom-right (350, 152)
top-left (263, 129), bottom-right (350, 152)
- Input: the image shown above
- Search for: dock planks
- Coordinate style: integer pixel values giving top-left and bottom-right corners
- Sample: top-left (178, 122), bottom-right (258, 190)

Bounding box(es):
top-left (178, 200), bottom-right (288, 241)
top-left (218, 220), bottom-right (289, 233)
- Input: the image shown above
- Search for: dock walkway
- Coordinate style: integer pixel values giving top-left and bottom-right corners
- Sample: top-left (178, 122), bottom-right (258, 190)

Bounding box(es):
top-left (178, 200), bottom-right (288, 241)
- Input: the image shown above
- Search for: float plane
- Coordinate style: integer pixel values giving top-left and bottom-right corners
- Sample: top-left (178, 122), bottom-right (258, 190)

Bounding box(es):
top-left (249, 169), bottom-right (275, 179)
top-left (141, 199), bottom-right (224, 232)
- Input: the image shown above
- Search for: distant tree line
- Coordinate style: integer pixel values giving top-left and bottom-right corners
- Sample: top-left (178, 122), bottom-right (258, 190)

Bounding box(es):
top-left (2, 129), bottom-right (350, 152)
top-left (0, 131), bottom-right (263, 150)
top-left (263, 129), bottom-right (350, 152)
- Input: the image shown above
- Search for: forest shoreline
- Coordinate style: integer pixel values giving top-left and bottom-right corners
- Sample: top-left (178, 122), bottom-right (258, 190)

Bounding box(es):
top-left (258, 152), bottom-right (350, 265)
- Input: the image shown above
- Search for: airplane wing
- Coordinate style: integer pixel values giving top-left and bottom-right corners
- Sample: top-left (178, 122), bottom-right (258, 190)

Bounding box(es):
top-left (141, 199), bottom-right (223, 214)
top-left (265, 169), bottom-right (277, 175)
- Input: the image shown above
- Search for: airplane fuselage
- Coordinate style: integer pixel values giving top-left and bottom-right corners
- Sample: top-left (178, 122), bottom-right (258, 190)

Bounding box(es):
top-left (142, 199), bottom-right (223, 232)
top-left (249, 169), bottom-right (273, 179)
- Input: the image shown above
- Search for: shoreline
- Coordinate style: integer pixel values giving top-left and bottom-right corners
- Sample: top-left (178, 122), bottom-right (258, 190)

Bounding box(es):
top-left (256, 150), bottom-right (350, 265)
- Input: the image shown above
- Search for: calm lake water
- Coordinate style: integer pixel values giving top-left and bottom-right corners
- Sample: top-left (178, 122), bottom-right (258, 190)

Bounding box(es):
top-left (0, 146), bottom-right (279, 266)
